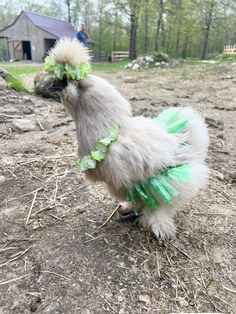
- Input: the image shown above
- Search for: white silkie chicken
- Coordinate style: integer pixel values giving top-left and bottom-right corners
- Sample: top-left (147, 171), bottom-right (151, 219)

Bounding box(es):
top-left (45, 38), bottom-right (209, 238)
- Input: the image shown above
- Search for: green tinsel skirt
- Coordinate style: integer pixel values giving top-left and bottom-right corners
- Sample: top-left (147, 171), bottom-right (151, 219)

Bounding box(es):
top-left (127, 108), bottom-right (191, 213)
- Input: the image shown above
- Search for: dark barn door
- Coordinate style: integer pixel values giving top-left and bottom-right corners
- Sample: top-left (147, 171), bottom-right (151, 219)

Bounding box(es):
top-left (44, 39), bottom-right (56, 59)
top-left (22, 41), bottom-right (32, 60)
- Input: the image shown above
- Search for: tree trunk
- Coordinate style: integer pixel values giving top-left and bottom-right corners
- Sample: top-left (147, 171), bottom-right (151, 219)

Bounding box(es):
top-left (175, 28), bottom-right (180, 57)
top-left (161, 20), bottom-right (165, 51)
top-left (98, 14), bottom-right (102, 62)
top-left (166, 26), bottom-right (172, 54)
top-left (144, 1), bottom-right (149, 54)
top-left (201, 0), bottom-right (215, 60)
top-left (66, 0), bottom-right (71, 23)
top-left (84, 0), bottom-right (89, 32)
top-left (154, 17), bottom-right (161, 51)
top-left (154, 0), bottom-right (164, 51)
top-left (182, 33), bottom-right (189, 58)
top-left (113, 11), bottom-right (118, 51)
top-left (129, 14), bottom-right (138, 59)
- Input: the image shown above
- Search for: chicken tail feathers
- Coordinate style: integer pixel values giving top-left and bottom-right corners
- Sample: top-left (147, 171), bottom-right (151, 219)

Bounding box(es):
top-left (127, 164), bottom-right (191, 212)
top-left (127, 108), bottom-right (192, 212)
top-left (153, 108), bottom-right (188, 133)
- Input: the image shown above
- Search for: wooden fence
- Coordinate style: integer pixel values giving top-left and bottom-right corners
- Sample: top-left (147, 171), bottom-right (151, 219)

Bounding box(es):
top-left (223, 45), bottom-right (236, 55)
top-left (111, 51), bottom-right (129, 62)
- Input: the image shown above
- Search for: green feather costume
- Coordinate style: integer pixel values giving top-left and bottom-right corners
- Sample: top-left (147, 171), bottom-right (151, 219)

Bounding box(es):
top-left (76, 108), bottom-right (191, 213)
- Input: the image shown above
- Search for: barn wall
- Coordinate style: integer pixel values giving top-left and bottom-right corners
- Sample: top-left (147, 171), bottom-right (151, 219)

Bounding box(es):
top-left (0, 13), bottom-right (57, 61)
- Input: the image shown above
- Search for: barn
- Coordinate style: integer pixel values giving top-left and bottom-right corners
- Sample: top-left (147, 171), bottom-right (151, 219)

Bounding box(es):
top-left (0, 11), bottom-right (77, 62)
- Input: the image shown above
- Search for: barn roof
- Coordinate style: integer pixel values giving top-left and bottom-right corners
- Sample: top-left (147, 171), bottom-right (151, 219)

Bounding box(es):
top-left (24, 11), bottom-right (77, 38)
top-left (0, 11), bottom-right (77, 38)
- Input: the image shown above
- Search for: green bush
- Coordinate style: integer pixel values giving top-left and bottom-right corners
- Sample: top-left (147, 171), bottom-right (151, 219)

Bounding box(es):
top-left (152, 52), bottom-right (169, 63)
top-left (214, 54), bottom-right (236, 62)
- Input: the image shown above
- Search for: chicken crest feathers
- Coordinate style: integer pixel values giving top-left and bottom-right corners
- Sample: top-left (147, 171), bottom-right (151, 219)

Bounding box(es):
top-left (44, 38), bottom-right (92, 80)
top-left (48, 37), bottom-right (91, 66)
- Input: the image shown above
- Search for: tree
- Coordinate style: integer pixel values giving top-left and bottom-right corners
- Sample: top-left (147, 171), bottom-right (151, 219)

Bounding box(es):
top-left (154, 0), bottom-right (164, 51)
top-left (97, 0), bottom-right (109, 61)
top-left (65, 0), bottom-right (72, 23)
top-left (143, 0), bottom-right (149, 54)
top-left (115, 0), bottom-right (142, 59)
top-left (200, 0), bottom-right (217, 59)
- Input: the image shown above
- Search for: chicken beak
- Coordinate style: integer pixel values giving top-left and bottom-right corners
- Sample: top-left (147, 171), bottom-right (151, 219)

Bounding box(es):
top-left (48, 80), bottom-right (65, 92)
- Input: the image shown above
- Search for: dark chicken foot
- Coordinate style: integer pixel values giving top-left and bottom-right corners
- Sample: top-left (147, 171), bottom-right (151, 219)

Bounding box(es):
top-left (119, 211), bottom-right (140, 222)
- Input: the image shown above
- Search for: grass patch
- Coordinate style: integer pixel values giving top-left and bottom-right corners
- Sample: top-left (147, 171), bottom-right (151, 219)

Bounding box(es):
top-left (214, 54), bottom-right (236, 62)
top-left (92, 60), bottom-right (129, 71)
top-left (0, 60), bottom-right (129, 78)
top-left (0, 63), bottom-right (43, 77)
top-left (186, 59), bottom-right (202, 65)
top-left (0, 66), bottom-right (30, 92)
top-left (7, 78), bottom-right (30, 93)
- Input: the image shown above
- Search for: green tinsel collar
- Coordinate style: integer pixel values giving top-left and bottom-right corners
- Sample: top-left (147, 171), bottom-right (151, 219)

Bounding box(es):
top-left (76, 124), bottom-right (119, 172)
top-left (44, 56), bottom-right (92, 80)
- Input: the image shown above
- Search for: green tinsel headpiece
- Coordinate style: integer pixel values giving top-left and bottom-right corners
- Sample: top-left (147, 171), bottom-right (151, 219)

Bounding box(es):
top-left (44, 56), bottom-right (92, 80)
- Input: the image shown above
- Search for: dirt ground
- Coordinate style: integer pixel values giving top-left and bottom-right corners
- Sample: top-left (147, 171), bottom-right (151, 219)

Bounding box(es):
top-left (0, 63), bottom-right (235, 314)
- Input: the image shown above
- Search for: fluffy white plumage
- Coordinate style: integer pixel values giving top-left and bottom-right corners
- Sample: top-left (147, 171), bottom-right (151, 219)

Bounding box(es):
top-left (48, 38), bottom-right (209, 239)
top-left (49, 38), bottom-right (91, 66)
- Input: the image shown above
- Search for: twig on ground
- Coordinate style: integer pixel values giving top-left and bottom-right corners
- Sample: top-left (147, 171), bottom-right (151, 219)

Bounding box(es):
top-left (53, 171), bottom-right (59, 202)
top-left (44, 154), bottom-right (75, 160)
top-left (26, 292), bottom-right (41, 297)
top-left (48, 213), bottom-right (63, 221)
top-left (227, 277), bottom-right (236, 287)
top-left (0, 114), bottom-right (23, 119)
top-left (140, 257), bottom-right (150, 266)
top-left (222, 285), bottom-right (236, 294)
top-left (103, 298), bottom-right (118, 313)
top-left (33, 203), bottom-right (58, 215)
top-left (16, 158), bottom-right (40, 166)
top-left (201, 290), bottom-right (222, 312)
top-left (139, 242), bottom-right (150, 254)
top-left (0, 246), bottom-right (32, 268)
top-left (177, 276), bottom-right (189, 299)
top-left (213, 295), bottom-right (236, 310)
top-left (83, 234), bottom-right (104, 244)
top-left (101, 204), bottom-right (121, 227)
top-left (85, 233), bottom-right (96, 239)
top-left (7, 187), bottom-right (43, 204)
top-left (175, 275), bottom-right (179, 298)
top-left (0, 247), bottom-right (18, 253)
top-left (192, 211), bottom-right (236, 216)
top-left (0, 275), bottom-right (29, 286)
top-left (36, 117), bottom-right (44, 131)
top-left (41, 270), bottom-right (70, 281)
top-left (6, 168), bottom-right (16, 178)
top-left (169, 242), bottom-right (195, 263)
top-left (25, 190), bottom-right (38, 225)
top-left (165, 249), bottom-right (172, 267)
top-left (57, 184), bottom-right (88, 200)
top-left (45, 170), bottom-right (70, 183)
top-left (156, 249), bottom-right (161, 277)
top-left (0, 240), bottom-right (15, 251)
